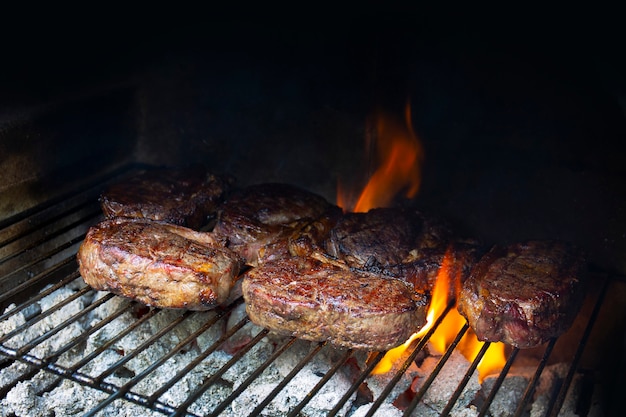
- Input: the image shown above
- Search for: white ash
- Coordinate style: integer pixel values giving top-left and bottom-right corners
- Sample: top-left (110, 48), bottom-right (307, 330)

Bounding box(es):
top-left (529, 363), bottom-right (602, 417)
top-left (408, 348), bottom-right (481, 416)
top-left (365, 350), bottom-right (422, 406)
top-left (351, 402), bottom-right (404, 417)
top-left (1, 282), bottom-right (588, 417)
top-left (0, 284), bottom-right (87, 359)
top-left (227, 338), bottom-right (355, 417)
top-left (481, 371), bottom-right (531, 417)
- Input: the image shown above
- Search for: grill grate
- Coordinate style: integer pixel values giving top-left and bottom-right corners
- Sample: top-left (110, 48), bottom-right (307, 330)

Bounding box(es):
top-left (0, 165), bottom-right (611, 417)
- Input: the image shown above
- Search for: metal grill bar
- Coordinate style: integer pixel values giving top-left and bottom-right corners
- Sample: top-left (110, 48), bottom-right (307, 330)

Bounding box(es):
top-left (69, 306), bottom-right (161, 373)
top-left (171, 326), bottom-right (272, 417)
top-left (513, 338), bottom-right (558, 417)
top-left (0, 266), bottom-right (80, 319)
top-left (440, 341), bottom-right (491, 416)
top-left (249, 341), bottom-right (328, 416)
top-left (327, 351), bottom-right (385, 417)
top-left (0, 280), bottom-right (91, 346)
top-left (0, 253), bottom-right (80, 307)
top-left (0, 344), bottom-right (194, 416)
top-left (402, 322), bottom-right (471, 416)
top-left (206, 336), bottom-right (298, 417)
top-left (146, 301), bottom-right (246, 405)
top-left (95, 311), bottom-right (195, 384)
top-left (365, 301), bottom-right (456, 417)
top-left (286, 348), bottom-right (354, 417)
top-left (89, 311), bottom-right (229, 415)
top-left (477, 347), bottom-right (520, 417)
top-left (547, 275), bottom-right (610, 417)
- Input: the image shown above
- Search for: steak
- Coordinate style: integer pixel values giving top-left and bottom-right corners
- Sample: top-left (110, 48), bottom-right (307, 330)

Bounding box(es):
top-left (77, 218), bottom-right (244, 310)
top-left (100, 166), bottom-right (232, 229)
top-left (323, 207), bottom-right (482, 298)
top-left (456, 240), bottom-right (587, 348)
top-left (242, 256), bottom-right (430, 351)
top-left (213, 183), bottom-right (342, 266)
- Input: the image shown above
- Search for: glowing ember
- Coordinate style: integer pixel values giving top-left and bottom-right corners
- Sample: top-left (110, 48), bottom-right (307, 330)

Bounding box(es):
top-left (338, 101), bottom-right (424, 212)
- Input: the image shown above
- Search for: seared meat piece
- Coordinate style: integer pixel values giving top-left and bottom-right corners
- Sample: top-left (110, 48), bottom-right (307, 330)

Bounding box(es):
top-left (324, 208), bottom-right (448, 268)
top-left (77, 218), bottom-right (244, 310)
top-left (242, 256), bottom-right (429, 351)
top-left (457, 240), bottom-right (587, 348)
top-left (323, 207), bottom-right (482, 297)
top-left (100, 166), bottom-right (232, 229)
top-left (213, 183), bottom-right (342, 266)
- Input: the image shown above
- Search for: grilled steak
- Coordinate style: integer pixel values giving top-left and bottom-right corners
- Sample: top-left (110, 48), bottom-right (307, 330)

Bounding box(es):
top-left (100, 166), bottom-right (232, 229)
top-left (457, 240), bottom-right (587, 348)
top-left (213, 183), bottom-right (342, 266)
top-left (323, 207), bottom-right (482, 297)
top-left (77, 218), bottom-right (244, 310)
top-left (242, 256), bottom-right (429, 351)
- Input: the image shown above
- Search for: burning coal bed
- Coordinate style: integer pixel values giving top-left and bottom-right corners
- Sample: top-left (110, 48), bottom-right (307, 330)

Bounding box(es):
top-left (0, 278), bottom-right (598, 417)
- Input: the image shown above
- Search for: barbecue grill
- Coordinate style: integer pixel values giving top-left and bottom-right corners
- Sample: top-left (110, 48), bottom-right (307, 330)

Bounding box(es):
top-left (0, 165), bottom-right (619, 416)
top-left (1, 8), bottom-right (625, 416)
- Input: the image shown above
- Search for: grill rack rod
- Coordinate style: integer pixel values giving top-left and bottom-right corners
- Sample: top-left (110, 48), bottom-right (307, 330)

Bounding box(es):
top-left (206, 336), bottom-right (299, 417)
top-left (402, 321), bottom-right (471, 416)
top-left (547, 275), bottom-right (610, 417)
top-left (364, 301), bottom-right (457, 417)
top-left (164, 320), bottom-right (271, 417)
top-left (476, 347), bottom-right (520, 417)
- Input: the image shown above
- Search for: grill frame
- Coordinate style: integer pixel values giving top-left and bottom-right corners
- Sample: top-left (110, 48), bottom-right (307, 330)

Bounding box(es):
top-left (0, 164), bottom-right (612, 416)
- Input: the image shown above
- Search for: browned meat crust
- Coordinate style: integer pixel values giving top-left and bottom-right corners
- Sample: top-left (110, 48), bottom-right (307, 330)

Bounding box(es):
top-left (100, 166), bottom-right (232, 229)
top-left (242, 256), bottom-right (429, 351)
top-left (77, 218), bottom-right (243, 310)
top-left (457, 240), bottom-right (587, 348)
top-left (213, 183), bottom-right (341, 266)
top-left (323, 207), bottom-right (483, 298)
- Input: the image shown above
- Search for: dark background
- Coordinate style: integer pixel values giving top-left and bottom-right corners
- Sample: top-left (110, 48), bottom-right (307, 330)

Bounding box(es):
top-left (1, 6), bottom-right (625, 272)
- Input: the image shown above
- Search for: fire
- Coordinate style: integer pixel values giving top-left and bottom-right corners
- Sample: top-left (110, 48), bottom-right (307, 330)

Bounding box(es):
top-left (372, 247), bottom-right (506, 381)
top-left (340, 102), bottom-right (505, 382)
top-left (338, 102), bottom-right (424, 212)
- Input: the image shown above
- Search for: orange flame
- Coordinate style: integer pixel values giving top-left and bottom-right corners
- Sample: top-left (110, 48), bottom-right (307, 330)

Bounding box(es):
top-left (339, 102), bottom-right (505, 382)
top-left (372, 248), bottom-right (506, 382)
top-left (338, 102), bottom-right (424, 212)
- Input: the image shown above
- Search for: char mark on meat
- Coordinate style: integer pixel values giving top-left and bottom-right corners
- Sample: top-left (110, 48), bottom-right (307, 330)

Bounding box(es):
top-left (100, 166), bottom-right (233, 229)
top-left (457, 240), bottom-right (587, 349)
top-left (213, 183), bottom-right (342, 266)
top-left (323, 207), bottom-right (483, 296)
top-left (77, 218), bottom-right (244, 310)
top-left (242, 256), bottom-right (429, 351)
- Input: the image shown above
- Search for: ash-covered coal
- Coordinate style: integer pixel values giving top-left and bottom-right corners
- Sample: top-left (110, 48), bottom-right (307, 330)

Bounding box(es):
top-left (0, 279), bottom-right (592, 417)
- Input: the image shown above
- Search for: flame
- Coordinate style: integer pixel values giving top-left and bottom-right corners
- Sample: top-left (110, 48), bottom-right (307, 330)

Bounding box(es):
top-left (339, 102), bottom-right (505, 382)
top-left (372, 248), bottom-right (507, 382)
top-left (338, 102), bottom-right (424, 212)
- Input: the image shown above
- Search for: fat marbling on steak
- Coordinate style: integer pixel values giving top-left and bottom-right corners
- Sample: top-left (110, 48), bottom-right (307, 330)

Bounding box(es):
top-left (456, 240), bottom-right (587, 348)
top-left (242, 256), bottom-right (429, 351)
top-left (213, 183), bottom-right (342, 266)
top-left (77, 218), bottom-right (244, 310)
top-left (100, 166), bottom-right (232, 229)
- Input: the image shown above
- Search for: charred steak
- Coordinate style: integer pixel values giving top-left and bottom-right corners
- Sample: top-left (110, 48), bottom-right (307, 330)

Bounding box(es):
top-left (213, 183), bottom-right (342, 266)
top-left (77, 218), bottom-right (243, 310)
top-left (323, 207), bottom-right (482, 297)
top-left (242, 256), bottom-right (429, 351)
top-left (457, 240), bottom-right (587, 348)
top-left (100, 166), bottom-right (232, 229)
